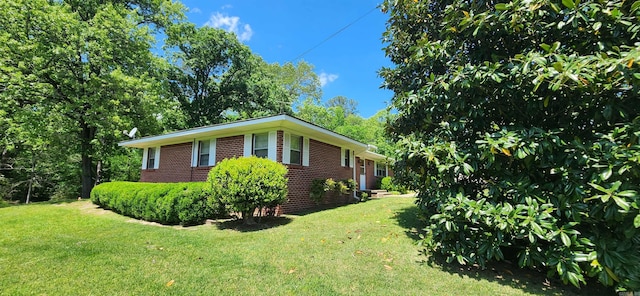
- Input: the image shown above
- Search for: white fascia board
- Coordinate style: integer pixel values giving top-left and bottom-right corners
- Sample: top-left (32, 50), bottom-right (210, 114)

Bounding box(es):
top-left (118, 114), bottom-right (369, 152)
top-left (119, 115), bottom-right (289, 149)
top-left (357, 150), bottom-right (394, 162)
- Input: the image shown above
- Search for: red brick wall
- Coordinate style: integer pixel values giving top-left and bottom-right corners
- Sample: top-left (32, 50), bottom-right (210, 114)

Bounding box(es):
top-left (282, 139), bottom-right (353, 213)
top-left (138, 134), bottom-right (356, 214)
top-left (140, 143), bottom-right (193, 182)
top-left (276, 131), bottom-right (283, 162)
top-left (365, 159), bottom-right (376, 189)
top-left (216, 135), bottom-right (244, 163)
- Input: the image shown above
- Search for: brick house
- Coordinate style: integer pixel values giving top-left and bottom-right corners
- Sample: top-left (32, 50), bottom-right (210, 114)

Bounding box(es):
top-left (119, 114), bottom-right (392, 213)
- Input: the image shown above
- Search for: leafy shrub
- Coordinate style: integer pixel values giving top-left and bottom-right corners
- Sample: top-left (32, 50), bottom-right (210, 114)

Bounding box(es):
top-left (309, 178), bottom-right (358, 203)
top-left (381, 0), bottom-right (640, 290)
top-left (360, 192), bottom-right (369, 202)
top-left (90, 181), bottom-right (217, 225)
top-left (379, 176), bottom-right (407, 194)
top-left (309, 179), bottom-right (329, 203)
top-left (206, 156), bottom-right (288, 224)
top-left (0, 199), bottom-right (9, 208)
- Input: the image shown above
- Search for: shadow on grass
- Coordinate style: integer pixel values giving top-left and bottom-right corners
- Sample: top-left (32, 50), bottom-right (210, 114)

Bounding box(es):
top-left (392, 203), bottom-right (425, 241)
top-left (215, 216), bottom-right (292, 232)
top-left (420, 254), bottom-right (616, 296)
top-left (287, 202), bottom-right (354, 217)
top-left (391, 204), bottom-right (617, 296)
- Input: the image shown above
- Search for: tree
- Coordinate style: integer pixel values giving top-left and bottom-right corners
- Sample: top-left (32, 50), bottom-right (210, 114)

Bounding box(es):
top-left (326, 96), bottom-right (358, 116)
top-left (166, 23), bottom-right (303, 128)
top-left (0, 0), bottom-right (181, 199)
top-left (265, 61), bottom-right (322, 106)
top-left (296, 99), bottom-right (395, 156)
top-left (381, 0), bottom-right (640, 290)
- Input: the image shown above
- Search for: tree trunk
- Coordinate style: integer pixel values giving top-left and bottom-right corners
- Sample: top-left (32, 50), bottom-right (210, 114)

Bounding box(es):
top-left (242, 211), bottom-right (256, 225)
top-left (80, 121), bottom-right (95, 199)
top-left (94, 160), bottom-right (101, 187)
top-left (26, 154), bottom-right (36, 204)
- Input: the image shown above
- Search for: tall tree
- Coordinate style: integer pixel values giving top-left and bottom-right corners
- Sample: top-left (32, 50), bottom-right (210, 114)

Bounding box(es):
top-left (265, 61), bottom-right (322, 105)
top-left (381, 0), bottom-right (640, 290)
top-left (326, 95), bottom-right (358, 116)
top-left (0, 0), bottom-right (182, 198)
top-left (166, 23), bottom-right (300, 128)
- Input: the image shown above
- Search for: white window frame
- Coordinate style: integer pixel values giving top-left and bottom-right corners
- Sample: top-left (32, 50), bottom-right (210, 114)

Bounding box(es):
top-left (290, 134), bottom-right (302, 165)
top-left (253, 133), bottom-right (269, 158)
top-left (341, 148), bottom-right (352, 168)
top-left (143, 146), bottom-right (160, 169)
top-left (375, 161), bottom-right (387, 177)
top-left (191, 139), bottom-right (216, 167)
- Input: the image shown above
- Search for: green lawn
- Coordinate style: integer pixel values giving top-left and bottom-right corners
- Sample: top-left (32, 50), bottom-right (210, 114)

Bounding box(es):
top-left (0, 197), bottom-right (612, 295)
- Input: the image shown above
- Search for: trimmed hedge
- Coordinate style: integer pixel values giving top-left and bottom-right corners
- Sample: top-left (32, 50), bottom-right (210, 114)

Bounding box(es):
top-left (90, 181), bottom-right (218, 225)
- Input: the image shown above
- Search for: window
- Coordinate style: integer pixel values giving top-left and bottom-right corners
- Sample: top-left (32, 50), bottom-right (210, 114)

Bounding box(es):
top-left (289, 135), bottom-right (302, 165)
top-left (375, 162), bottom-right (387, 177)
top-left (253, 133), bottom-right (269, 158)
top-left (147, 147), bottom-right (156, 169)
top-left (198, 140), bottom-right (210, 166)
top-left (344, 149), bottom-right (350, 167)
top-left (360, 159), bottom-right (365, 175)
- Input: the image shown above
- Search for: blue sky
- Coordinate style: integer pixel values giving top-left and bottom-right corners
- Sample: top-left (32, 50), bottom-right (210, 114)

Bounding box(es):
top-left (179, 0), bottom-right (394, 118)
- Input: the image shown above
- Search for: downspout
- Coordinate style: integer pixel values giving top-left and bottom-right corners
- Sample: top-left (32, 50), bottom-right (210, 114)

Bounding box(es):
top-left (190, 138), bottom-right (196, 182)
top-left (352, 151), bottom-right (358, 201)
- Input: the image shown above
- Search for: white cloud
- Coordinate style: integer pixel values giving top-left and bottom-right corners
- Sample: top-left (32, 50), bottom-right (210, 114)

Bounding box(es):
top-left (204, 12), bottom-right (253, 42)
top-left (189, 7), bottom-right (201, 13)
top-left (318, 72), bottom-right (339, 87)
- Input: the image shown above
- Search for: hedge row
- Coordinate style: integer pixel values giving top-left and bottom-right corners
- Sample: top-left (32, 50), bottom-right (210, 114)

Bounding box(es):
top-left (90, 181), bottom-right (220, 225)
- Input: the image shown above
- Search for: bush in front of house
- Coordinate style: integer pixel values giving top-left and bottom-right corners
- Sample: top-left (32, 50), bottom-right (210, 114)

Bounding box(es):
top-left (378, 176), bottom-right (407, 194)
top-left (309, 178), bottom-right (358, 203)
top-left (206, 156), bottom-right (288, 224)
top-left (90, 181), bottom-right (217, 225)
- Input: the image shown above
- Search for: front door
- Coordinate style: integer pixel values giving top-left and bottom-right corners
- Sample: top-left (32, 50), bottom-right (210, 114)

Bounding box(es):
top-left (359, 159), bottom-right (366, 190)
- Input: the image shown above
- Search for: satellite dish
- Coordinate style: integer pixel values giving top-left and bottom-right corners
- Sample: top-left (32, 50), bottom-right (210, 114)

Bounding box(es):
top-left (124, 127), bottom-right (138, 139)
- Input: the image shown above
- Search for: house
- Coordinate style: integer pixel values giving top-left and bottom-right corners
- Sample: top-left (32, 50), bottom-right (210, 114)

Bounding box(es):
top-left (119, 114), bottom-right (392, 214)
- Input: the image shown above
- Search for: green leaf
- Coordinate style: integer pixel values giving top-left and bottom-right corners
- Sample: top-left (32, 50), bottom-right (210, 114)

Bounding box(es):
top-left (592, 22), bottom-right (602, 31)
top-left (540, 43), bottom-right (551, 52)
top-left (560, 232), bottom-right (571, 247)
top-left (600, 167), bottom-right (612, 181)
top-left (495, 3), bottom-right (508, 11)
top-left (562, 0), bottom-right (575, 9)
top-left (611, 195), bottom-right (630, 211)
top-left (634, 214), bottom-right (640, 228)
top-left (634, 73), bottom-right (640, 80)
top-left (632, 1), bottom-right (640, 12)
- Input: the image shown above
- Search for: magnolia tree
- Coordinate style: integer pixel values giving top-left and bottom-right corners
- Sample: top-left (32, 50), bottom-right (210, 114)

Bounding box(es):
top-left (381, 0), bottom-right (640, 290)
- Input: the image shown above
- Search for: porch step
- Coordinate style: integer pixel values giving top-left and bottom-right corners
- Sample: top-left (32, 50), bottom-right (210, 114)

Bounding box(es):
top-left (361, 189), bottom-right (389, 198)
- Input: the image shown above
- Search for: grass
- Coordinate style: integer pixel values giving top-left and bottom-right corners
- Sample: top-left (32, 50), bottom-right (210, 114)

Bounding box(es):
top-left (0, 197), bottom-right (614, 295)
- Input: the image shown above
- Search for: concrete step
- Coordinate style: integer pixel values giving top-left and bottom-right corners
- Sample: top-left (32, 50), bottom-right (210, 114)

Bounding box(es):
top-left (361, 189), bottom-right (389, 197)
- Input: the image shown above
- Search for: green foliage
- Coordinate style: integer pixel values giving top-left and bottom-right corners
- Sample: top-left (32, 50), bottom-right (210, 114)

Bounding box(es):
top-left (90, 181), bottom-right (216, 225)
top-left (381, 0), bottom-right (640, 290)
top-left (379, 176), bottom-right (408, 194)
top-left (309, 178), bottom-right (358, 203)
top-left (360, 192), bottom-right (369, 202)
top-left (206, 156), bottom-right (288, 224)
top-left (0, 0), bottom-right (181, 199)
top-left (165, 25), bottom-right (321, 128)
top-left (296, 99), bottom-right (397, 156)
